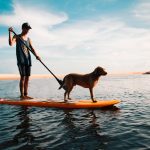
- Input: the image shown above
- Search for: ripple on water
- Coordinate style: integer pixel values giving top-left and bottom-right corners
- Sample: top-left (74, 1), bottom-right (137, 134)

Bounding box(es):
top-left (0, 76), bottom-right (150, 150)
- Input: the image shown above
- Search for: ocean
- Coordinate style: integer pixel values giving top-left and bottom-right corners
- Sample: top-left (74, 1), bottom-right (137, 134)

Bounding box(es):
top-left (0, 74), bottom-right (149, 150)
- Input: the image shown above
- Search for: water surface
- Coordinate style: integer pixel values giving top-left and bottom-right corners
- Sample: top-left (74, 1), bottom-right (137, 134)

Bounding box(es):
top-left (0, 75), bottom-right (149, 150)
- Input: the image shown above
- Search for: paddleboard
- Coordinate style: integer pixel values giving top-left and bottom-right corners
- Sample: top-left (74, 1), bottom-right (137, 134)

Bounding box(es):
top-left (0, 98), bottom-right (120, 109)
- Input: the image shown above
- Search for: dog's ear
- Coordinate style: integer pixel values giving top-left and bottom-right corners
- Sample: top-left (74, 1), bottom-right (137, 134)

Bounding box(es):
top-left (93, 67), bottom-right (99, 75)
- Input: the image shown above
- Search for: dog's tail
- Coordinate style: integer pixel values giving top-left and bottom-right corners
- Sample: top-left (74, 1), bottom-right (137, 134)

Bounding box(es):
top-left (58, 78), bottom-right (65, 90)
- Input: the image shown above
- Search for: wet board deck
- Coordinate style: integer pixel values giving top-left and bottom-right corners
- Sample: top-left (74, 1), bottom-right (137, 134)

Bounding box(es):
top-left (0, 98), bottom-right (120, 109)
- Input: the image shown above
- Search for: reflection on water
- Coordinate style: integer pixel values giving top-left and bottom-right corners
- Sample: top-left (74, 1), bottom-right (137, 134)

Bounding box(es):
top-left (53, 107), bottom-right (120, 150)
top-left (13, 107), bottom-right (34, 144)
top-left (0, 75), bottom-right (150, 150)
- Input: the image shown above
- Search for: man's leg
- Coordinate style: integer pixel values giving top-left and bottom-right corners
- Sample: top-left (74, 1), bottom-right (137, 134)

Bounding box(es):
top-left (24, 76), bottom-right (29, 96)
top-left (20, 76), bottom-right (25, 99)
top-left (18, 65), bottom-right (26, 99)
top-left (24, 76), bottom-right (33, 99)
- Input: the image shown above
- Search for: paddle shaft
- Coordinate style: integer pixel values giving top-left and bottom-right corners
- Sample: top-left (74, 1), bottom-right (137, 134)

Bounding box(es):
top-left (12, 31), bottom-right (62, 85)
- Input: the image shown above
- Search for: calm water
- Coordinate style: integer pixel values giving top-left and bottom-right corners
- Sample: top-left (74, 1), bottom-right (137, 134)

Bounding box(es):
top-left (0, 75), bottom-right (150, 150)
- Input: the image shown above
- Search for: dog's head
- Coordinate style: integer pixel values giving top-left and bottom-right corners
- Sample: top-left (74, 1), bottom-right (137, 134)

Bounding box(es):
top-left (93, 66), bottom-right (107, 76)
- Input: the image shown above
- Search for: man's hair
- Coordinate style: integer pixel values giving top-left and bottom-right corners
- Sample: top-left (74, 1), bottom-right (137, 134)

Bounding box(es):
top-left (22, 22), bottom-right (32, 29)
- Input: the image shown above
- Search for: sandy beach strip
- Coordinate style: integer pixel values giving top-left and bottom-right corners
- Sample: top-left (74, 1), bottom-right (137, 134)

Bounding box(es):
top-left (0, 72), bottom-right (144, 80)
top-left (0, 74), bottom-right (64, 80)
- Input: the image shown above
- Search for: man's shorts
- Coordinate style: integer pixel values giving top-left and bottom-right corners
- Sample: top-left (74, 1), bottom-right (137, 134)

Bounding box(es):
top-left (18, 65), bottom-right (31, 76)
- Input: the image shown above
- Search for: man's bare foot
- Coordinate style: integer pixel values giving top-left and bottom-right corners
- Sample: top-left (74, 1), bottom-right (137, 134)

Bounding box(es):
top-left (92, 99), bottom-right (97, 103)
top-left (64, 99), bottom-right (68, 103)
top-left (20, 95), bottom-right (26, 100)
top-left (24, 96), bottom-right (33, 99)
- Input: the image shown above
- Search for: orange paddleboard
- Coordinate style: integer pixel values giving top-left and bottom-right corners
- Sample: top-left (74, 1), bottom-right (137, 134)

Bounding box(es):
top-left (0, 98), bottom-right (120, 109)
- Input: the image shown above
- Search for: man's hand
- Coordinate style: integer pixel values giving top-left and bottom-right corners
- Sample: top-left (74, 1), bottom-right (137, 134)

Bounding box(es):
top-left (36, 55), bottom-right (41, 61)
top-left (8, 27), bottom-right (14, 32)
top-left (8, 27), bottom-right (16, 46)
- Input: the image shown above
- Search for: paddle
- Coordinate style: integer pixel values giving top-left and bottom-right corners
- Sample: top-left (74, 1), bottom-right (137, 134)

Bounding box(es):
top-left (11, 30), bottom-right (63, 86)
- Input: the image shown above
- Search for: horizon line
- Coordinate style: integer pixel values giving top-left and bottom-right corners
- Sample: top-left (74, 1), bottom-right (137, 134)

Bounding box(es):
top-left (0, 72), bottom-right (145, 80)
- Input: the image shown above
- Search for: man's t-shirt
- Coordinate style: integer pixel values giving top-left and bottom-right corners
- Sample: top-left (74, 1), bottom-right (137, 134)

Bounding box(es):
top-left (16, 36), bottom-right (32, 66)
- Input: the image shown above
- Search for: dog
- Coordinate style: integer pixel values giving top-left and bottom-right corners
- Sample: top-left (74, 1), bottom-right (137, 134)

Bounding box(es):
top-left (59, 66), bottom-right (107, 102)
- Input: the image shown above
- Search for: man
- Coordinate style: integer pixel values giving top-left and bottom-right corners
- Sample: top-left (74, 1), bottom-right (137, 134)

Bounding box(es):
top-left (8, 22), bottom-right (40, 99)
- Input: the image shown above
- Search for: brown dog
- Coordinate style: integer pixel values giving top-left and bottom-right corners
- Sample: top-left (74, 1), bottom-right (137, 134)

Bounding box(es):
top-left (59, 66), bottom-right (107, 102)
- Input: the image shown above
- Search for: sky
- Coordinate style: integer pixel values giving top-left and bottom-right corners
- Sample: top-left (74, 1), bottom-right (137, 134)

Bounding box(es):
top-left (0, 0), bottom-right (150, 75)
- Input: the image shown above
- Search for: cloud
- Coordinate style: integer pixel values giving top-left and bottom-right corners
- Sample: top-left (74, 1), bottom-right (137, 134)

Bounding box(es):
top-left (0, 1), bottom-right (68, 50)
top-left (1, 2), bottom-right (68, 28)
top-left (0, 36), bottom-right (8, 48)
top-left (133, 0), bottom-right (150, 23)
top-left (0, 1), bottom-right (68, 49)
top-left (1, 0), bottom-right (150, 73)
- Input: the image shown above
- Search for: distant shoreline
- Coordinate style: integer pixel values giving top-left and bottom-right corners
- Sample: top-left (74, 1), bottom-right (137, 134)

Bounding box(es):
top-left (0, 72), bottom-right (143, 80)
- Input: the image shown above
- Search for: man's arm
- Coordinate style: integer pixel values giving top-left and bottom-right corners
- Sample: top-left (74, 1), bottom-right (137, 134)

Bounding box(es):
top-left (29, 39), bottom-right (41, 60)
top-left (8, 27), bottom-right (16, 46)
